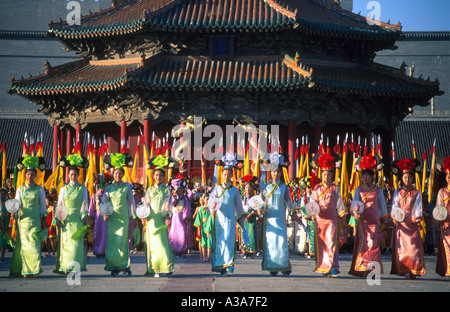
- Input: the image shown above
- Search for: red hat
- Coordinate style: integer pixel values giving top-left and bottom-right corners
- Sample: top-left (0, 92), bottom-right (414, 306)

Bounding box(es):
top-left (393, 158), bottom-right (419, 175)
top-left (443, 156), bottom-right (450, 174)
top-left (316, 153), bottom-right (335, 171)
top-left (358, 155), bottom-right (377, 171)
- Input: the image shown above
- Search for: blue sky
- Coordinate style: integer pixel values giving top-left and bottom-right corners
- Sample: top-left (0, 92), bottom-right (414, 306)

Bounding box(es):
top-left (353, 0), bottom-right (450, 31)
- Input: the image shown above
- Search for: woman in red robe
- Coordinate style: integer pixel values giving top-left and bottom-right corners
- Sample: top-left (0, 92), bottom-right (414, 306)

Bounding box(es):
top-left (390, 158), bottom-right (425, 279)
top-left (436, 156), bottom-right (450, 277)
top-left (349, 154), bottom-right (388, 277)
top-left (310, 153), bottom-right (347, 277)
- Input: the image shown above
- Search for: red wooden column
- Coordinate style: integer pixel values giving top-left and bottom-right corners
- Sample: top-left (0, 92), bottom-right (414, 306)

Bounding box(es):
top-left (66, 128), bottom-right (72, 183)
top-left (288, 120), bottom-right (296, 179)
top-left (52, 125), bottom-right (59, 171)
top-left (143, 119), bottom-right (152, 151)
top-left (120, 120), bottom-right (127, 150)
top-left (75, 123), bottom-right (82, 153)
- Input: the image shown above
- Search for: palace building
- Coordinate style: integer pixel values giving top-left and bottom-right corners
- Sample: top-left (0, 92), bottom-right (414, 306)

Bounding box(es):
top-left (6, 0), bottom-right (443, 183)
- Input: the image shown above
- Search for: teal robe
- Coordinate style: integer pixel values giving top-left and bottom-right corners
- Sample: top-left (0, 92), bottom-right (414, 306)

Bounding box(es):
top-left (261, 180), bottom-right (295, 273)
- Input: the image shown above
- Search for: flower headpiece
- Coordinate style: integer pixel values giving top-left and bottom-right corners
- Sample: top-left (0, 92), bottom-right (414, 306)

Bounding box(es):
top-left (103, 153), bottom-right (133, 170)
top-left (169, 173), bottom-right (190, 190)
top-left (313, 153), bottom-right (337, 171)
top-left (16, 155), bottom-right (46, 171)
top-left (240, 175), bottom-right (259, 189)
top-left (356, 154), bottom-right (383, 173)
top-left (59, 154), bottom-right (89, 169)
top-left (392, 158), bottom-right (421, 176)
top-left (260, 152), bottom-right (290, 171)
top-left (437, 156), bottom-right (450, 174)
top-left (147, 155), bottom-right (178, 171)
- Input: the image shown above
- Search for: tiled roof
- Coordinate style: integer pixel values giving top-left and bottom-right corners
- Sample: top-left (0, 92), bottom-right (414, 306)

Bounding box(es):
top-left (9, 58), bottom-right (141, 96)
top-left (9, 53), bottom-right (441, 98)
top-left (48, 0), bottom-right (400, 39)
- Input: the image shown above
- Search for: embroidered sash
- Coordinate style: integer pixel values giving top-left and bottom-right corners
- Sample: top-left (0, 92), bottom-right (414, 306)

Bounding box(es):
top-left (266, 181), bottom-right (282, 199)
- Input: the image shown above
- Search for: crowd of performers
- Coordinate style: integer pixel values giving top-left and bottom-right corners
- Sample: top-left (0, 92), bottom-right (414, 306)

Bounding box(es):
top-left (1, 148), bottom-right (450, 281)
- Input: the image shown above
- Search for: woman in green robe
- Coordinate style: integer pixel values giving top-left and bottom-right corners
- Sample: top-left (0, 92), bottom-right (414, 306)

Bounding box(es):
top-left (143, 156), bottom-right (174, 277)
top-left (54, 155), bottom-right (90, 274)
top-left (102, 153), bottom-right (137, 277)
top-left (10, 156), bottom-right (47, 278)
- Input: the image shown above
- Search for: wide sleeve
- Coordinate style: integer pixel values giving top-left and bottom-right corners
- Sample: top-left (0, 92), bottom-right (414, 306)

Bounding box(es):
top-left (335, 186), bottom-right (347, 218)
top-left (234, 188), bottom-right (245, 223)
top-left (283, 185), bottom-right (296, 211)
top-left (57, 186), bottom-right (65, 207)
top-left (14, 187), bottom-right (22, 210)
top-left (127, 185), bottom-right (136, 218)
top-left (39, 186), bottom-right (47, 217)
top-left (411, 192), bottom-right (423, 224)
top-left (88, 194), bottom-right (96, 218)
top-left (436, 189), bottom-right (445, 207)
top-left (377, 188), bottom-right (389, 222)
top-left (183, 197), bottom-right (191, 220)
top-left (80, 186), bottom-right (89, 220)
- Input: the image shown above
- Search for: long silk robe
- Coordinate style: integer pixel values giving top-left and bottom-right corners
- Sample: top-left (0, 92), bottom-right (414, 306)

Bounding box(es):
top-left (54, 182), bottom-right (89, 274)
top-left (10, 183), bottom-right (46, 277)
top-left (143, 184), bottom-right (174, 274)
top-left (102, 182), bottom-right (136, 272)
top-left (390, 187), bottom-right (425, 277)
top-left (435, 186), bottom-right (450, 277)
top-left (169, 194), bottom-right (191, 254)
top-left (89, 192), bottom-right (107, 257)
top-left (349, 184), bottom-right (388, 277)
top-left (209, 182), bottom-right (245, 273)
top-left (311, 183), bottom-right (347, 274)
top-left (261, 180), bottom-right (295, 273)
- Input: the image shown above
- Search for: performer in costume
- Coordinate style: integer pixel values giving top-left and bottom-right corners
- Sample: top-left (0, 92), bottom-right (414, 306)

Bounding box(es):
top-left (9, 155), bottom-right (47, 278)
top-left (209, 152), bottom-right (245, 276)
top-left (143, 155), bottom-right (175, 277)
top-left (310, 153), bottom-right (347, 277)
top-left (102, 153), bottom-right (137, 277)
top-left (435, 156), bottom-right (450, 277)
top-left (54, 155), bottom-right (90, 274)
top-left (1, 188), bottom-right (10, 263)
top-left (260, 152), bottom-right (297, 276)
top-left (239, 175), bottom-right (260, 259)
top-left (390, 158), bottom-right (425, 279)
top-left (349, 154), bottom-right (388, 277)
top-left (194, 191), bottom-right (212, 261)
top-left (89, 173), bottom-right (110, 259)
top-left (168, 173), bottom-right (191, 258)
top-left (44, 189), bottom-right (57, 258)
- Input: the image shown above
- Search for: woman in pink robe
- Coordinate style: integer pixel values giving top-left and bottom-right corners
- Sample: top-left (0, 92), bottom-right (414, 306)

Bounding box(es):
top-left (390, 158), bottom-right (425, 279)
top-left (311, 153), bottom-right (347, 277)
top-left (435, 156), bottom-right (450, 277)
top-left (349, 155), bottom-right (388, 277)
